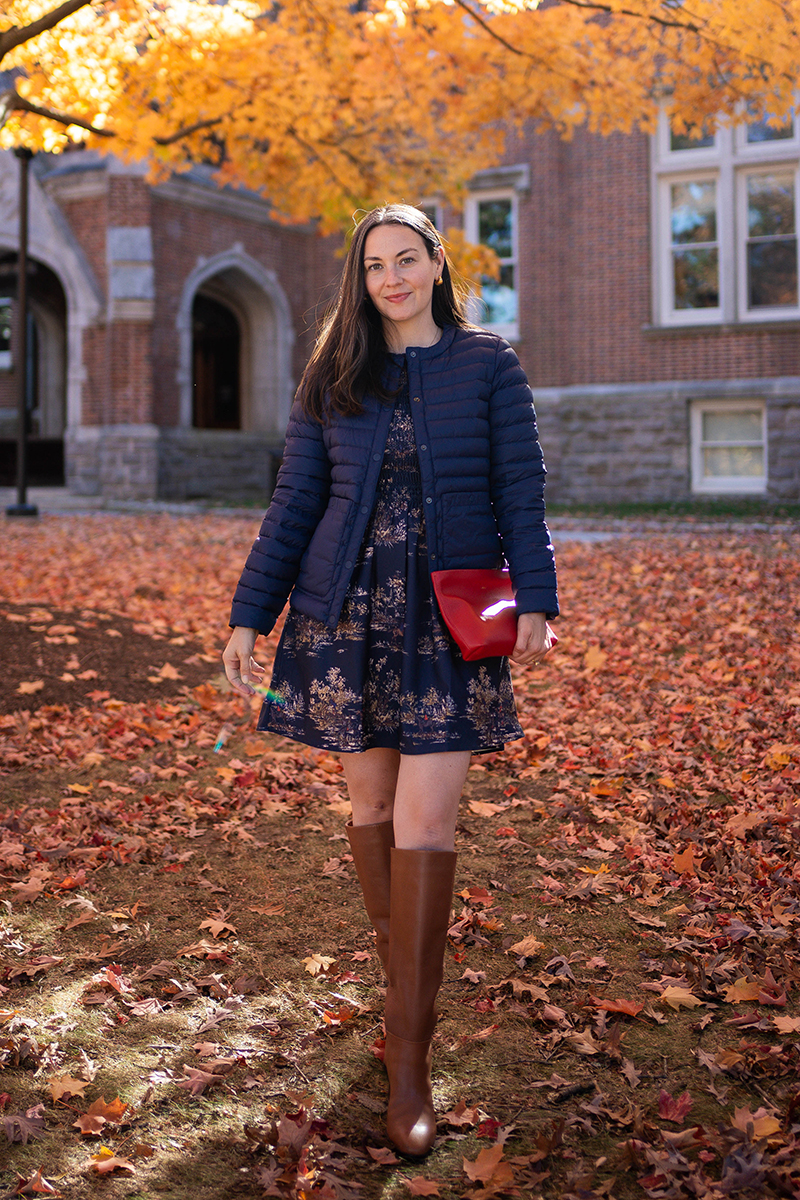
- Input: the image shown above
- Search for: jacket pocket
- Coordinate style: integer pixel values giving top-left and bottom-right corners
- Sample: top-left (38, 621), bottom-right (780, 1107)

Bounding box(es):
top-left (440, 492), bottom-right (502, 559)
top-left (295, 495), bottom-right (354, 599)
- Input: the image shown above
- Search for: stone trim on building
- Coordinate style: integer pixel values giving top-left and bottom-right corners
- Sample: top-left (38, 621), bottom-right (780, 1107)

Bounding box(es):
top-left (175, 245), bottom-right (295, 435)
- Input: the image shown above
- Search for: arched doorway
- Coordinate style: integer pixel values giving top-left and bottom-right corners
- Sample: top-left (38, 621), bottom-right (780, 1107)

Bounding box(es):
top-left (0, 254), bottom-right (67, 485)
top-left (176, 248), bottom-right (295, 435)
top-left (191, 293), bottom-right (241, 429)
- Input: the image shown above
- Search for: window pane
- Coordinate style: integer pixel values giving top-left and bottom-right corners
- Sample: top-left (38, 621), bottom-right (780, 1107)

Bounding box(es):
top-left (673, 247), bottom-right (719, 308)
top-left (478, 200), bottom-right (513, 259)
top-left (0, 301), bottom-right (10, 355)
top-left (748, 238), bottom-right (798, 306)
top-left (479, 265), bottom-right (517, 325)
top-left (670, 124), bottom-right (715, 151)
top-left (702, 410), bottom-right (762, 442)
top-left (748, 171), bottom-right (795, 238)
top-left (671, 181), bottom-right (717, 244)
top-left (703, 446), bottom-right (764, 477)
top-left (418, 204), bottom-right (439, 229)
top-left (746, 115), bottom-right (794, 143)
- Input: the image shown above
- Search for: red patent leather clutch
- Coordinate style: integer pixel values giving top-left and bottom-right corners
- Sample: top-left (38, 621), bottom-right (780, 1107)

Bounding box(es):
top-left (431, 568), bottom-right (557, 662)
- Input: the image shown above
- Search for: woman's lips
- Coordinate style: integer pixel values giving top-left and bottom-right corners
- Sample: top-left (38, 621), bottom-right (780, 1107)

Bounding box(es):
top-left (386, 292), bottom-right (411, 303)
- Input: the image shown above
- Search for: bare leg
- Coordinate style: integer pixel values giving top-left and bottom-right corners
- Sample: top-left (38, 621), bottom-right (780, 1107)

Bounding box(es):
top-left (340, 747), bottom-right (401, 826)
top-left (392, 750), bottom-right (471, 851)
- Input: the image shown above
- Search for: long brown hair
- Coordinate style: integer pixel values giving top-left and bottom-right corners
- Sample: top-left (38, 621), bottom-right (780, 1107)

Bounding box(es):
top-left (297, 204), bottom-right (471, 420)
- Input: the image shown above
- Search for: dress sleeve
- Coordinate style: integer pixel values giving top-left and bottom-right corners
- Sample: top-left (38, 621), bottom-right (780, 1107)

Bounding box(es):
top-left (229, 400), bottom-right (332, 635)
top-left (488, 339), bottom-right (559, 619)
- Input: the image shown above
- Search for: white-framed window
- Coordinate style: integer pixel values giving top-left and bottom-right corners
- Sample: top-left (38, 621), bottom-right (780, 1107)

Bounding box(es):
top-left (0, 298), bottom-right (11, 370)
top-left (653, 109), bottom-right (800, 325)
top-left (690, 399), bottom-right (767, 493)
top-left (417, 200), bottom-right (443, 232)
top-left (662, 173), bottom-right (721, 320)
top-left (737, 166), bottom-right (799, 315)
top-left (465, 189), bottom-right (519, 340)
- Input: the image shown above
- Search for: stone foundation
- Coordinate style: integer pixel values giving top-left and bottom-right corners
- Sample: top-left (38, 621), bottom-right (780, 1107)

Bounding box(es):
top-left (65, 424), bottom-right (281, 502)
top-left (534, 378), bottom-right (800, 505)
top-left (157, 429), bottom-right (281, 501)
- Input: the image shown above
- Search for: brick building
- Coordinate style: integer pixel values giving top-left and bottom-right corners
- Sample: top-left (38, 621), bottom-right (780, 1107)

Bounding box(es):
top-left (1, 114), bottom-right (799, 504)
top-left (0, 148), bottom-right (337, 500)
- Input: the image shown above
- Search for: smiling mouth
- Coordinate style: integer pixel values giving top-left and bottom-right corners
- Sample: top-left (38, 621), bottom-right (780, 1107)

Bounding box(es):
top-left (386, 292), bottom-right (411, 302)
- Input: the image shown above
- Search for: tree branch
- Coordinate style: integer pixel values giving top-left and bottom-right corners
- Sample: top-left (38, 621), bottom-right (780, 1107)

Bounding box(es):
top-left (154, 116), bottom-right (225, 146)
top-left (0, 0), bottom-right (94, 64)
top-left (451, 0), bottom-right (526, 55)
top-left (0, 87), bottom-right (114, 135)
top-left (551, 0), bottom-right (704, 35)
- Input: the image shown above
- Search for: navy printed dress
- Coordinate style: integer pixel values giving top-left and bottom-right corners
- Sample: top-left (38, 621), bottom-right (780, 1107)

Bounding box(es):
top-left (257, 371), bottom-right (523, 754)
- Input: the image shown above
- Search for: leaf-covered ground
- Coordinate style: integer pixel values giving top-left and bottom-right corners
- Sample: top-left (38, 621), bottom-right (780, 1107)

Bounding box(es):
top-left (0, 514), bottom-right (798, 1200)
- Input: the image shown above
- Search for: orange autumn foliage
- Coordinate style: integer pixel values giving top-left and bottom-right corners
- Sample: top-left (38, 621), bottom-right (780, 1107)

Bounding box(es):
top-left (2, 2), bottom-right (800, 227)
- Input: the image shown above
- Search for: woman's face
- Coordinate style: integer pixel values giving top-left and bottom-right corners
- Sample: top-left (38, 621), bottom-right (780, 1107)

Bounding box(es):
top-left (363, 224), bottom-right (443, 330)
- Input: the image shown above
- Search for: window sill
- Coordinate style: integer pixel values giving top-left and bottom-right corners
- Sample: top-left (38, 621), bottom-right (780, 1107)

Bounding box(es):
top-left (692, 481), bottom-right (767, 495)
top-left (643, 319), bottom-right (800, 337)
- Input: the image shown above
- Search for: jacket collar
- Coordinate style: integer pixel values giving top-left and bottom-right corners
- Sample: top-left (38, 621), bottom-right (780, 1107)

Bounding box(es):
top-left (386, 323), bottom-right (457, 365)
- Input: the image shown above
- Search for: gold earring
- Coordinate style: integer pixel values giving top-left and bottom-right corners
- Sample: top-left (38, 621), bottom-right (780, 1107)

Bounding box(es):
top-left (435, 276), bottom-right (443, 286)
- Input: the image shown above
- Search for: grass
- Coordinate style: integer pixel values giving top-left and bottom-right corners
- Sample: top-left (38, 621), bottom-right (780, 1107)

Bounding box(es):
top-left (547, 497), bottom-right (800, 521)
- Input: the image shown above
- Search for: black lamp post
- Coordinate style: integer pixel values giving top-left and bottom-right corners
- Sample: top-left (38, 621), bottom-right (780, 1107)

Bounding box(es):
top-left (5, 146), bottom-right (38, 518)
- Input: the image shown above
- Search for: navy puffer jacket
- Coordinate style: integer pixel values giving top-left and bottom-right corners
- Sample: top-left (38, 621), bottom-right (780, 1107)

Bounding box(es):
top-left (230, 325), bottom-right (558, 635)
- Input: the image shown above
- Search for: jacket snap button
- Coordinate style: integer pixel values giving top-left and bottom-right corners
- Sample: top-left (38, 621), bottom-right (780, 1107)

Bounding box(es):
top-left (345, 560), bottom-right (352, 569)
top-left (413, 396), bottom-right (421, 403)
top-left (420, 443), bottom-right (427, 451)
top-left (425, 497), bottom-right (432, 504)
top-left (409, 350), bottom-right (417, 357)
top-left (361, 505), bottom-right (368, 513)
top-left (373, 453), bottom-right (380, 461)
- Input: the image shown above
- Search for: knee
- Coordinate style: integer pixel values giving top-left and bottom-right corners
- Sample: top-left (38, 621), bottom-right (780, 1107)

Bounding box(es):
top-left (351, 794), bottom-right (394, 825)
top-left (400, 818), bottom-right (455, 853)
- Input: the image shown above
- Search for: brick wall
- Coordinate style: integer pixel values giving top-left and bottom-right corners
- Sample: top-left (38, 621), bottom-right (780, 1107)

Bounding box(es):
top-left (502, 124), bottom-right (800, 388)
top-left (150, 195), bottom-right (338, 427)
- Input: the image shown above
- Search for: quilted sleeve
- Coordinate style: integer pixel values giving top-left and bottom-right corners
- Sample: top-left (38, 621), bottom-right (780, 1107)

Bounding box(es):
top-left (488, 339), bottom-right (559, 619)
top-left (229, 400), bottom-right (332, 635)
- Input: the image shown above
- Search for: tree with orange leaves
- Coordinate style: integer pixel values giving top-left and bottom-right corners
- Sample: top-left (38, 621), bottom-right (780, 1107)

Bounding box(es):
top-left (1, 1), bottom-right (799, 229)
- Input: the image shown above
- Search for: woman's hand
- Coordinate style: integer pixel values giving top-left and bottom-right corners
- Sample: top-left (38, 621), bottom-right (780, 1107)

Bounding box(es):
top-left (222, 627), bottom-right (266, 697)
top-left (511, 612), bottom-right (554, 666)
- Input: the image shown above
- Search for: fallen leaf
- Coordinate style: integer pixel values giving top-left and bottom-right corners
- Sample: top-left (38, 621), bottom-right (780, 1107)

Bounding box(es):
top-left (16, 680), bottom-right (45, 694)
top-left (463, 1142), bottom-right (514, 1185)
top-left (508, 934), bottom-right (545, 958)
top-left (73, 1114), bottom-right (106, 1136)
top-left (302, 953), bottom-right (336, 976)
top-left (584, 645), bottom-right (607, 672)
top-left (673, 845), bottom-right (698, 876)
top-left (773, 1015), bottom-right (800, 1034)
top-left (176, 1066), bottom-right (228, 1096)
top-left (87, 1152), bottom-right (135, 1175)
top-left (2, 1105), bottom-right (46, 1144)
top-left (590, 996), bottom-right (644, 1017)
top-left (658, 1089), bottom-right (693, 1123)
top-left (724, 978), bottom-right (762, 1003)
top-left (658, 986), bottom-right (703, 1011)
top-left (9, 1168), bottom-right (58, 1195)
top-left (199, 915), bottom-right (237, 938)
top-left (367, 1146), bottom-right (400, 1164)
top-left (49, 1076), bottom-right (89, 1101)
top-left (731, 1106), bottom-right (781, 1138)
top-left (403, 1179), bottom-right (441, 1196)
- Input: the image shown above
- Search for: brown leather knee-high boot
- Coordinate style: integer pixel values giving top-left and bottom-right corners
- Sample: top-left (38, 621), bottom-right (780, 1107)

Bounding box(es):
top-left (384, 847), bottom-right (457, 1157)
top-left (345, 820), bottom-right (395, 975)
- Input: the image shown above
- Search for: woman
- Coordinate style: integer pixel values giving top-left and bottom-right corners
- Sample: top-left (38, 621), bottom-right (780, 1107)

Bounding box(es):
top-left (223, 204), bottom-right (558, 1156)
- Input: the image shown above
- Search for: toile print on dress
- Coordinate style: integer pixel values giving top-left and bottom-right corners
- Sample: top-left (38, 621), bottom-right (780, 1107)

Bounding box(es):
top-left (257, 368), bottom-right (524, 754)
